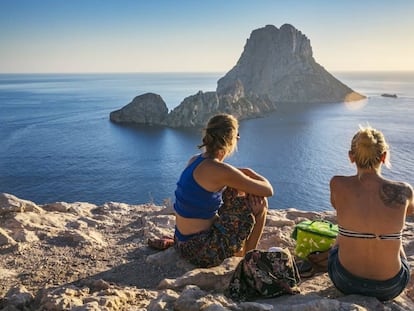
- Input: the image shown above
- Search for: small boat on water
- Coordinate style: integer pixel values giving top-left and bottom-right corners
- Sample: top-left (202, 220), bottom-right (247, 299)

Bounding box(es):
top-left (381, 93), bottom-right (398, 98)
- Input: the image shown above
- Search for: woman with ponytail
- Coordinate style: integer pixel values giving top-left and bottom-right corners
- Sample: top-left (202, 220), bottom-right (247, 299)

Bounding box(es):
top-left (328, 126), bottom-right (414, 301)
top-left (173, 114), bottom-right (273, 268)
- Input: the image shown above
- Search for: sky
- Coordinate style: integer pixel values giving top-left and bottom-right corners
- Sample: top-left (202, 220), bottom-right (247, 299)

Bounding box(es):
top-left (1, 0), bottom-right (413, 73)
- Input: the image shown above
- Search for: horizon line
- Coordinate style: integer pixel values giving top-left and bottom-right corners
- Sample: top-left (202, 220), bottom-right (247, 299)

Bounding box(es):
top-left (1, 69), bottom-right (414, 75)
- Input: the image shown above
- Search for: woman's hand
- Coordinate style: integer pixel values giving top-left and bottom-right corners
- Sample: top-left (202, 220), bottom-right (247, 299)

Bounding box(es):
top-left (247, 194), bottom-right (268, 215)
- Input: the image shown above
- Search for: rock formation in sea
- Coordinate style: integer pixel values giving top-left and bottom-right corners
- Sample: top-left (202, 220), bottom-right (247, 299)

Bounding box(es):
top-left (217, 24), bottom-right (365, 105)
top-left (109, 92), bottom-right (168, 125)
top-left (110, 24), bottom-right (366, 128)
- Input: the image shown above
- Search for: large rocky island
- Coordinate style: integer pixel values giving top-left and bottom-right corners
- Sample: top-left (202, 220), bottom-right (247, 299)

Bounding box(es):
top-left (110, 24), bottom-right (365, 128)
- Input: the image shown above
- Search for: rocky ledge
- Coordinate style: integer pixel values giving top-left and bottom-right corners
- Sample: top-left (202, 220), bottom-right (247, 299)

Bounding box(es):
top-left (110, 24), bottom-right (366, 128)
top-left (1, 192), bottom-right (413, 311)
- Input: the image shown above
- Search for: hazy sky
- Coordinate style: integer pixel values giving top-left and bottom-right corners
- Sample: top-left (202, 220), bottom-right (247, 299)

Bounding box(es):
top-left (1, 0), bottom-right (413, 73)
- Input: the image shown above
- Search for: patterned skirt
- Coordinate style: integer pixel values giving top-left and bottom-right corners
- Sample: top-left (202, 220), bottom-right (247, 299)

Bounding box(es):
top-left (174, 187), bottom-right (255, 268)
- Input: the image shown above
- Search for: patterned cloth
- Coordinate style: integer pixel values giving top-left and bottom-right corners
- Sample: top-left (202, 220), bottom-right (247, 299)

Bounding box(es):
top-left (227, 249), bottom-right (301, 301)
top-left (174, 187), bottom-right (255, 268)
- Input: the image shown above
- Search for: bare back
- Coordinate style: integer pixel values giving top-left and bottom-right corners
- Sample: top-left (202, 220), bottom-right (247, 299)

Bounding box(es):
top-left (330, 173), bottom-right (413, 280)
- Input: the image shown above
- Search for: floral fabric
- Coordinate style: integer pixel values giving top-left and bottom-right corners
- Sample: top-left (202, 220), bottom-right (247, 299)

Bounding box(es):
top-left (174, 187), bottom-right (255, 268)
top-left (227, 249), bottom-right (300, 301)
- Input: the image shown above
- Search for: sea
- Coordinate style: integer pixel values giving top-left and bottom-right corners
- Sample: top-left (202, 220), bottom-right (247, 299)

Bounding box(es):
top-left (0, 72), bottom-right (413, 212)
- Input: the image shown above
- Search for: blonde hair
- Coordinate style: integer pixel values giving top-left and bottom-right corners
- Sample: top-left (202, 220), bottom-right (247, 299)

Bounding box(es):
top-left (350, 126), bottom-right (391, 169)
top-left (198, 114), bottom-right (239, 158)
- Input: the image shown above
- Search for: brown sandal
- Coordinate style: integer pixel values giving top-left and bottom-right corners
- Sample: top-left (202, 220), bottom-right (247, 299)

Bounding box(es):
top-left (147, 236), bottom-right (174, 250)
top-left (296, 259), bottom-right (315, 278)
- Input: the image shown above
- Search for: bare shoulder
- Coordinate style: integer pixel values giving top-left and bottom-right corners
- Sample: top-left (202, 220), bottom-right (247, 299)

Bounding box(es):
top-left (330, 175), bottom-right (349, 188)
top-left (380, 180), bottom-right (413, 207)
top-left (208, 161), bottom-right (241, 176)
top-left (204, 159), bottom-right (236, 170)
top-left (197, 158), bottom-right (237, 176)
top-left (186, 154), bottom-right (201, 166)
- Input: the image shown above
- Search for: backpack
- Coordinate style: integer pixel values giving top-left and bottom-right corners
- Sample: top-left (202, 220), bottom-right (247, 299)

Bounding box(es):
top-left (227, 248), bottom-right (300, 301)
top-left (291, 220), bottom-right (338, 259)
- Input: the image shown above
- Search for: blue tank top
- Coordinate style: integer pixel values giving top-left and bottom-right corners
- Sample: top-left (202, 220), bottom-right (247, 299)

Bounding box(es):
top-left (174, 154), bottom-right (223, 219)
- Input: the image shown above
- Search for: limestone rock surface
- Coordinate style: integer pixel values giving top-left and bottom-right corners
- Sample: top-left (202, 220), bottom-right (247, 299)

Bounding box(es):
top-left (1, 193), bottom-right (414, 310)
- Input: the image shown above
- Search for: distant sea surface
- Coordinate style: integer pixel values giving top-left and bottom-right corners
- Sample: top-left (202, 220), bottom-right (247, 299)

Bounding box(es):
top-left (1, 72), bottom-right (413, 211)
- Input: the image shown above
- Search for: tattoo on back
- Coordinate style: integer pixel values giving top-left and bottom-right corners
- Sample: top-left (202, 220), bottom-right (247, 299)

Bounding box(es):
top-left (380, 183), bottom-right (410, 206)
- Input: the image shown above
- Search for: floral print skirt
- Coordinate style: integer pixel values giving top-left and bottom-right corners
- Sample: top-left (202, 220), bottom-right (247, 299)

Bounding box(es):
top-left (174, 187), bottom-right (255, 268)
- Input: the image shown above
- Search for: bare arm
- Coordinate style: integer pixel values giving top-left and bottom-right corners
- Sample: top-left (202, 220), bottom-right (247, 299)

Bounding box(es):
top-left (220, 164), bottom-right (274, 197)
top-left (402, 184), bottom-right (413, 259)
top-left (406, 183), bottom-right (414, 216)
top-left (329, 177), bottom-right (337, 210)
top-left (238, 168), bottom-right (268, 181)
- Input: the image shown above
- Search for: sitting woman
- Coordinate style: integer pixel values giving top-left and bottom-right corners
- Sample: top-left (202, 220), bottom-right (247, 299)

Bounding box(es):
top-left (328, 126), bottom-right (414, 301)
top-left (173, 114), bottom-right (274, 268)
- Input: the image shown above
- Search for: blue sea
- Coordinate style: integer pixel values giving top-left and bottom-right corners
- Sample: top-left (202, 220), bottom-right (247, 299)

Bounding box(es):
top-left (0, 72), bottom-right (413, 211)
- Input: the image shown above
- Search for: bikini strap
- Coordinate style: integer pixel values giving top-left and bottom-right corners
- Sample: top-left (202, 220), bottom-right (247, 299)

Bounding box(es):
top-left (338, 226), bottom-right (402, 240)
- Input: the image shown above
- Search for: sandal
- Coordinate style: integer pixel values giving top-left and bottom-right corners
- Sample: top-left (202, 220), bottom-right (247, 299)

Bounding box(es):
top-left (147, 236), bottom-right (174, 250)
top-left (296, 259), bottom-right (315, 278)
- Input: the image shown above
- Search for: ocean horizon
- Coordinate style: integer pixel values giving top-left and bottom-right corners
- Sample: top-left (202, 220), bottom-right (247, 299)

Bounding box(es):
top-left (1, 71), bottom-right (413, 211)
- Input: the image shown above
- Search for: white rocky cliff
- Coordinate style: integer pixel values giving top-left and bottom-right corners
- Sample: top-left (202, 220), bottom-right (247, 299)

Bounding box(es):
top-left (1, 192), bottom-right (413, 310)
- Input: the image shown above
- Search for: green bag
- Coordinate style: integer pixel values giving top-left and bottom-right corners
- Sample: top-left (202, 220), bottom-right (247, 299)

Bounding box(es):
top-left (291, 220), bottom-right (338, 259)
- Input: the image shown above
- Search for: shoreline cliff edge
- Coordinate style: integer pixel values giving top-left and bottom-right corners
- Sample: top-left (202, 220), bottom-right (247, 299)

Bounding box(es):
top-left (1, 192), bottom-right (413, 310)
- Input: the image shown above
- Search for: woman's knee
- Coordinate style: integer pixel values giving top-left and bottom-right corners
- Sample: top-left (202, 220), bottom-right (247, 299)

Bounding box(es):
top-left (252, 197), bottom-right (268, 217)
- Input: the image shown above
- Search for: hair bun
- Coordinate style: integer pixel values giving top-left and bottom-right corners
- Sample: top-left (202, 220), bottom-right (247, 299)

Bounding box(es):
top-left (351, 127), bottom-right (389, 169)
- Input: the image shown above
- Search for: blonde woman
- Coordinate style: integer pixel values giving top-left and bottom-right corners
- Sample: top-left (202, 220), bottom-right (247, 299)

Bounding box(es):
top-left (328, 126), bottom-right (414, 301)
top-left (173, 114), bottom-right (273, 268)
